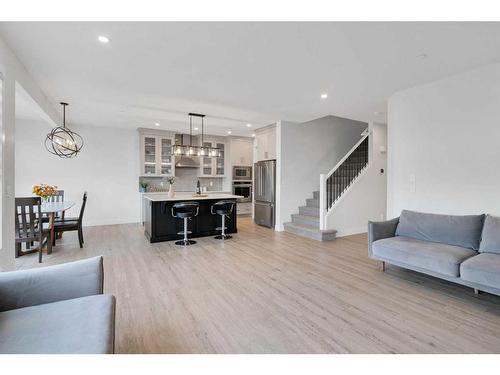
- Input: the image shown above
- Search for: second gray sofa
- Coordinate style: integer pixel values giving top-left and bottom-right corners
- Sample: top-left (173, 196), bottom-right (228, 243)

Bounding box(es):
top-left (0, 256), bottom-right (115, 354)
top-left (368, 210), bottom-right (500, 297)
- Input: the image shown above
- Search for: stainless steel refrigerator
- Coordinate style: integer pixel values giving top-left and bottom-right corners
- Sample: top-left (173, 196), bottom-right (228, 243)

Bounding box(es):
top-left (254, 159), bottom-right (276, 228)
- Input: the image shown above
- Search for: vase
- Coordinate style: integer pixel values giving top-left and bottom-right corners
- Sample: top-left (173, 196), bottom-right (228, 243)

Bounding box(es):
top-left (168, 184), bottom-right (175, 198)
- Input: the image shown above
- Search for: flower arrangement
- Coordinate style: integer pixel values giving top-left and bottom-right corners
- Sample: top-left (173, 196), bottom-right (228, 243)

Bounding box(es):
top-left (32, 184), bottom-right (58, 199)
top-left (167, 177), bottom-right (175, 185)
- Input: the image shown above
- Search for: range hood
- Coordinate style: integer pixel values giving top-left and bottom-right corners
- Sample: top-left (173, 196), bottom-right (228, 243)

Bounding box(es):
top-left (174, 134), bottom-right (200, 168)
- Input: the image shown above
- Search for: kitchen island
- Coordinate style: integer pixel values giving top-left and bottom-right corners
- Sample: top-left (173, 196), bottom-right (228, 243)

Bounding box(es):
top-left (143, 193), bottom-right (242, 243)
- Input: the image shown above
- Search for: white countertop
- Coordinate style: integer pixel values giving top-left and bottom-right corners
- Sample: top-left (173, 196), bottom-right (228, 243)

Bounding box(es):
top-left (143, 193), bottom-right (243, 202)
top-left (141, 190), bottom-right (231, 195)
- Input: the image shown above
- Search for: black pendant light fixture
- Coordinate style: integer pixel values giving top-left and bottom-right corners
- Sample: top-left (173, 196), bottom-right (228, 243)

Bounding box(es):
top-left (171, 113), bottom-right (221, 157)
top-left (45, 102), bottom-right (84, 158)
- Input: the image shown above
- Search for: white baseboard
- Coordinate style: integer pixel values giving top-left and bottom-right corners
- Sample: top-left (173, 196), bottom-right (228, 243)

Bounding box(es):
top-left (335, 226), bottom-right (368, 238)
top-left (83, 218), bottom-right (141, 227)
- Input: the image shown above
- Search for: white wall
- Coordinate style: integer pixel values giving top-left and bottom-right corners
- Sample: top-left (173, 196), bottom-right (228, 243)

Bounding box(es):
top-left (387, 63), bottom-right (500, 218)
top-left (1, 34), bottom-right (59, 270)
top-left (15, 120), bottom-right (140, 226)
top-left (278, 115), bottom-right (367, 230)
top-left (325, 122), bottom-right (387, 236)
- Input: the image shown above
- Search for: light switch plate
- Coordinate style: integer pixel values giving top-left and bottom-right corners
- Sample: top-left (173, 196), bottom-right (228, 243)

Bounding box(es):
top-left (409, 173), bottom-right (416, 193)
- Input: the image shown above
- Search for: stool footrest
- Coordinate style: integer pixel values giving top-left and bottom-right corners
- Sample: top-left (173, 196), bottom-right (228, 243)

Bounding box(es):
top-left (177, 231), bottom-right (192, 235)
top-left (215, 226), bottom-right (227, 231)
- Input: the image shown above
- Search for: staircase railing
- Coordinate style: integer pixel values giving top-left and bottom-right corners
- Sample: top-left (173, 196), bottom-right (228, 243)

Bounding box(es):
top-left (319, 128), bottom-right (370, 230)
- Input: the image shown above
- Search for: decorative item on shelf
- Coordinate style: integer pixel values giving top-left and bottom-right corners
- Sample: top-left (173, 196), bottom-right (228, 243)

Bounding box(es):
top-left (167, 177), bottom-right (176, 198)
top-left (139, 181), bottom-right (149, 193)
top-left (45, 102), bottom-right (84, 158)
top-left (32, 184), bottom-right (58, 202)
top-left (171, 113), bottom-right (221, 157)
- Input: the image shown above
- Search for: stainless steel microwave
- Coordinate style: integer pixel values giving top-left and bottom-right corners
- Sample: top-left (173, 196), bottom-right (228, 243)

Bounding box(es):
top-left (232, 165), bottom-right (252, 180)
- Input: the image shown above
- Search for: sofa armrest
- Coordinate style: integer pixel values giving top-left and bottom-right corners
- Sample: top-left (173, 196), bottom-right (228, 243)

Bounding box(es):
top-left (0, 256), bottom-right (104, 312)
top-left (368, 217), bottom-right (399, 257)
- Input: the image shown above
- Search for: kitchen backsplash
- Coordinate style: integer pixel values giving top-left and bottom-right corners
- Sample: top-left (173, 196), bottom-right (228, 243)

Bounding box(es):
top-left (139, 169), bottom-right (223, 192)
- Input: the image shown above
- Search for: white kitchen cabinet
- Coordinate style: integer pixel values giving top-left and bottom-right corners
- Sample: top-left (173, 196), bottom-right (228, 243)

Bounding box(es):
top-left (199, 138), bottom-right (226, 177)
top-left (140, 133), bottom-right (175, 177)
top-left (230, 137), bottom-right (253, 166)
top-left (255, 125), bottom-right (276, 161)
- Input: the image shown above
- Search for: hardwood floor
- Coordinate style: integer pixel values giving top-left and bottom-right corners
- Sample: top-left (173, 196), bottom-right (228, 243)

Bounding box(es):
top-left (15, 217), bottom-right (500, 353)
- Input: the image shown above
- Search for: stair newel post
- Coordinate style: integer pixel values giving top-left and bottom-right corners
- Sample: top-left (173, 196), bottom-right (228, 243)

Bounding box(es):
top-left (319, 173), bottom-right (326, 230)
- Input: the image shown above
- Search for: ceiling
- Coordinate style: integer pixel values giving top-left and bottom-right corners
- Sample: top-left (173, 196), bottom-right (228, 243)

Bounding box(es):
top-left (2, 22), bottom-right (500, 136)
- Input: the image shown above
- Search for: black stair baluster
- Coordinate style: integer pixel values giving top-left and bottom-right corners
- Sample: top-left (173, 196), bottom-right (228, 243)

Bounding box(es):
top-left (328, 174), bottom-right (332, 209)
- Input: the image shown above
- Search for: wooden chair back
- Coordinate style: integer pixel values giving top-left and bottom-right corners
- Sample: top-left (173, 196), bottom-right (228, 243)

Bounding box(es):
top-left (48, 190), bottom-right (64, 203)
top-left (78, 192), bottom-right (88, 225)
top-left (15, 197), bottom-right (42, 241)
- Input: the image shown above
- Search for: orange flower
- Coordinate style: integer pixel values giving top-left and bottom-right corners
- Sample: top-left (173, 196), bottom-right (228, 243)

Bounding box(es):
top-left (32, 184), bottom-right (58, 198)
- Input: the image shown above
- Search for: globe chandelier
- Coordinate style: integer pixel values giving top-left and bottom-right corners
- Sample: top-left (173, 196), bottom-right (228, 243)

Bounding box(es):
top-left (45, 102), bottom-right (84, 158)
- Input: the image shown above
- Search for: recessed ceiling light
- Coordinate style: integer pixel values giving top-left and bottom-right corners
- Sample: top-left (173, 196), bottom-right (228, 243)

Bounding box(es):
top-left (194, 127), bottom-right (199, 131)
top-left (246, 123), bottom-right (252, 127)
top-left (227, 130), bottom-right (232, 134)
top-left (155, 122), bottom-right (160, 127)
top-left (320, 93), bottom-right (328, 99)
top-left (252, 133), bottom-right (256, 137)
top-left (97, 35), bottom-right (110, 44)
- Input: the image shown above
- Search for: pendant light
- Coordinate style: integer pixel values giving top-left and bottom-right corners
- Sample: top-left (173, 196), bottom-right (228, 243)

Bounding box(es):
top-left (172, 113), bottom-right (221, 157)
top-left (45, 102), bottom-right (84, 158)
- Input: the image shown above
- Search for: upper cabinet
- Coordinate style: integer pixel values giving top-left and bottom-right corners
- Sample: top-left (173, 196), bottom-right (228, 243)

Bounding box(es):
top-left (139, 130), bottom-right (175, 177)
top-left (230, 137), bottom-right (253, 166)
top-left (199, 138), bottom-right (227, 177)
top-left (255, 125), bottom-right (276, 161)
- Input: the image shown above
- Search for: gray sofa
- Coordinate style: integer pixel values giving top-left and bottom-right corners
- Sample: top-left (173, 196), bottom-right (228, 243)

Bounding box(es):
top-left (368, 210), bottom-right (500, 297)
top-left (0, 256), bottom-right (116, 354)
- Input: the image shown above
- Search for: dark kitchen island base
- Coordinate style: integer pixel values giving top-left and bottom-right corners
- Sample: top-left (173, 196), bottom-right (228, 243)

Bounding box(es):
top-left (144, 197), bottom-right (238, 243)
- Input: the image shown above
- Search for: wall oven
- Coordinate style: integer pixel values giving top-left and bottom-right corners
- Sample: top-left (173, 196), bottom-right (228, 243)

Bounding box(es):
top-left (233, 165), bottom-right (252, 181)
top-left (232, 181), bottom-right (252, 202)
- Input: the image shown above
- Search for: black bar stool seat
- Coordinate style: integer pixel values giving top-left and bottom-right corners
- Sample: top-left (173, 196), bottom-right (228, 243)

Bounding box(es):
top-left (211, 200), bottom-right (235, 240)
top-left (171, 202), bottom-right (199, 246)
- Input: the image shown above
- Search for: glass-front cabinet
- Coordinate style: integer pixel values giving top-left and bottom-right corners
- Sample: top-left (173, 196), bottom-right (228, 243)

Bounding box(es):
top-left (201, 141), bottom-right (213, 176)
top-left (199, 138), bottom-right (226, 177)
top-left (215, 142), bottom-right (225, 176)
top-left (160, 137), bottom-right (173, 175)
top-left (143, 136), bottom-right (157, 175)
top-left (140, 133), bottom-right (175, 176)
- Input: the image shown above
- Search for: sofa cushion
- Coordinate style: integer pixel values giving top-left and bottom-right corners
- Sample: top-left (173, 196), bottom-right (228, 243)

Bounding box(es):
top-left (372, 236), bottom-right (477, 277)
top-left (0, 294), bottom-right (115, 354)
top-left (460, 253), bottom-right (500, 289)
top-left (395, 210), bottom-right (485, 250)
top-left (479, 215), bottom-right (500, 254)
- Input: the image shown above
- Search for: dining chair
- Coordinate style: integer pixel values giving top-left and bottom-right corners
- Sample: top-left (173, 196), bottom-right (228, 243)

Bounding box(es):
top-left (15, 197), bottom-right (52, 263)
top-left (49, 190), bottom-right (65, 218)
top-left (44, 189), bottom-right (65, 241)
top-left (42, 189), bottom-right (65, 221)
top-left (53, 192), bottom-right (87, 248)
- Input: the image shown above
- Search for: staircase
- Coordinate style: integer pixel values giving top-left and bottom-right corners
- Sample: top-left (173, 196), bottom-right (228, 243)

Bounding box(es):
top-left (283, 130), bottom-right (370, 241)
top-left (283, 190), bottom-right (338, 241)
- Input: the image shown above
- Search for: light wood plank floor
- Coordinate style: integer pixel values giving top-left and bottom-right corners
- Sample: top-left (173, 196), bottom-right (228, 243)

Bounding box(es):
top-left (15, 217), bottom-right (500, 353)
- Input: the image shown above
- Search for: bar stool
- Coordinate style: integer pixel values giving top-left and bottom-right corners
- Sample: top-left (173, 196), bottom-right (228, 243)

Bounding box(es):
top-left (171, 202), bottom-right (199, 246)
top-left (211, 200), bottom-right (235, 240)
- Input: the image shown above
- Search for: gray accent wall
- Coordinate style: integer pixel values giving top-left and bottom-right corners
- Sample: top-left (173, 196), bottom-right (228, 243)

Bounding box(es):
top-left (278, 115), bottom-right (367, 229)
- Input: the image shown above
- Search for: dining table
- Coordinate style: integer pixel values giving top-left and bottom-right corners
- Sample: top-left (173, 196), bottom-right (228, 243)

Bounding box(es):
top-left (41, 201), bottom-right (75, 253)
